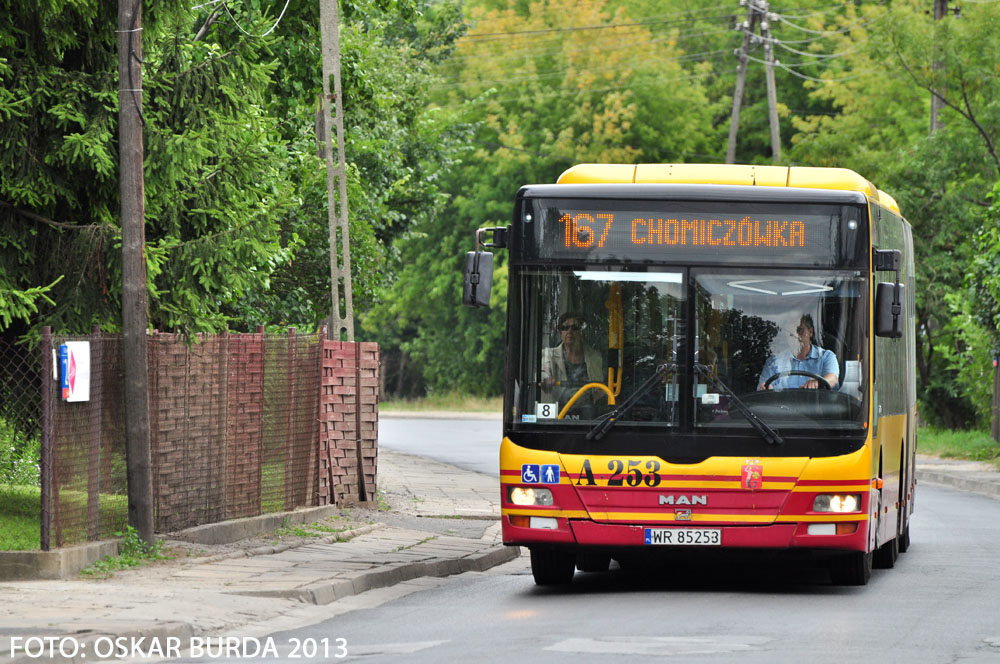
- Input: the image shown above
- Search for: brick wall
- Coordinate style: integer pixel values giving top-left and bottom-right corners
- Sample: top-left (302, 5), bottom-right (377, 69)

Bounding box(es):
top-left (317, 341), bottom-right (379, 505)
top-left (149, 334), bottom-right (231, 531)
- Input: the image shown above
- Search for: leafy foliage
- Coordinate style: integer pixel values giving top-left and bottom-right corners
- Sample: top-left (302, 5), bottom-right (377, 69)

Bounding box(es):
top-left (0, 0), bottom-right (465, 338)
top-left (3, 0), bottom-right (1000, 429)
top-left (0, 417), bottom-right (39, 486)
top-left (364, 0), bottom-right (719, 395)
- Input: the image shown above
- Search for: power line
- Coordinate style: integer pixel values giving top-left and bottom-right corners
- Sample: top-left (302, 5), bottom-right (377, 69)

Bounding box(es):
top-left (774, 40), bottom-right (857, 59)
top-left (444, 24), bottom-right (734, 65)
top-left (773, 9), bottom-right (883, 38)
top-left (432, 48), bottom-right (729, 91)
top-left (432, 68), bottom-right (724, 111)
top-left (222, 0), bottom-right (291, 38)
top-left (748, 55), bottom-right (878, 82)
top-left (463, 10), bottom-right (735, 41)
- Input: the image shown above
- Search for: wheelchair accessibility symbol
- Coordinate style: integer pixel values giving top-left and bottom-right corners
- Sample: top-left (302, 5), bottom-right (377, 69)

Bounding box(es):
top-left (521, 464), bottom-right (560, 484)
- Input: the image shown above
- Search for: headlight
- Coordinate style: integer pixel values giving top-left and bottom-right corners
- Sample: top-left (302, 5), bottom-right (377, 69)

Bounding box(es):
top-left (813, 494), bottom-right (861, 513)
top-left (508, 486), bottom-right (554, 506)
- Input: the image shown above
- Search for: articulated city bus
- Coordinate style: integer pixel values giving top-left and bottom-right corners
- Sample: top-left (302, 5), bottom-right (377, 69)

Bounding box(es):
top-left (463, 163), bottom-right (916, 586)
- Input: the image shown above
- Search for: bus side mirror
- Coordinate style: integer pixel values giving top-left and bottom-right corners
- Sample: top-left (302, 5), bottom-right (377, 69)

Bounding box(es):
top-left (463, 251), bottom-right (493, 308)
top-left (875, 282), bottom-right (904, 338)
top-left (462, 226), bottom-right (508, 308)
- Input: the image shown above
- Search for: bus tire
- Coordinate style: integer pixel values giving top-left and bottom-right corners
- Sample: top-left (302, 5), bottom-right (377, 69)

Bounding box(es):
top-left (829, 550), bottom-right (873, 586)
top-left (530, 549), bottom-right (575, 585)
top-left (873, 534), bottom-right (898, 569)
top-left (898, 523), bottom-right (911, 553)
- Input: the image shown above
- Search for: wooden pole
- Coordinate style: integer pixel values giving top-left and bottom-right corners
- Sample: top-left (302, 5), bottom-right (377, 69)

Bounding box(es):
top-left (991, 352), bottom-right (999, 445)
top-left (118, 0), bottom-right (154, 544)
top-left (930, 0), bottom-right (948, 134)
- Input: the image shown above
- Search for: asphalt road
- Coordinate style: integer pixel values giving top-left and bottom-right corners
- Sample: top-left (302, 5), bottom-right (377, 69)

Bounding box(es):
top-left (177, 417), bottom-right (1000, 663)
top-left (378, 417), bottom-right (501, 477)
top-left (209, 481), bottom-right (1000, 663)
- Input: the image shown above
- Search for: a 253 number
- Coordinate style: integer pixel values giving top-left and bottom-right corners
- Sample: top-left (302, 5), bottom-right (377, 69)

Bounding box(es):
top-left (576, 458), bottom-right (661, 487)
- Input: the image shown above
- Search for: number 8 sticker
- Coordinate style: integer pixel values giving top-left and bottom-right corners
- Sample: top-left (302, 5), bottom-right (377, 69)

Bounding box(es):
top-left (536, 402), bottom-right (557, 419)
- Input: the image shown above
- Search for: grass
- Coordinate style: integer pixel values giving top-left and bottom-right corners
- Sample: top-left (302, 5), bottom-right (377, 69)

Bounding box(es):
top-left (0, 486), bottom-right (128, 551)
top-left (271, 514), bottom-right (362, 541)
top-left (0, 485), bottom-right (41, 550)
top-left (380, 391), bottom-right (502, 413)
top-left (375, 488), bottom-right (391, 512)
top-left (80, 525), bottom-right (168, 578)
top-left (919, 427), bottom-right (1000, 467)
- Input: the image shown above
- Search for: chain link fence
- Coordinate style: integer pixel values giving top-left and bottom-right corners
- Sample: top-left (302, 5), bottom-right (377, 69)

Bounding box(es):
top-left (0, 337), bottom-right (43, 551)
top-left (48, 331), bottom-right (128, 548)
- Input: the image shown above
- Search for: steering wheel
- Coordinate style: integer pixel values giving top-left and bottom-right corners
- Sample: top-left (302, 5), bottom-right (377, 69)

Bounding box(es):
top-left (558, 382), bottom-right (615, 419)
top-left (763, 370), bottom-right (832, 391)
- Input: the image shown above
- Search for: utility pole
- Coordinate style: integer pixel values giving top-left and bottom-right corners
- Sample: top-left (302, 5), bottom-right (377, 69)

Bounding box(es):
top-left (319, 0), bottom-right (354, 341)
top-left (992, 351), bottom-right (999, 445)
top-left (117, 0), bottom-right (154, 544)
top-left (726, 0), bottom-right (782, 164)
top-left (761, 11), bottom-right (781, 163)
top-left (930, 0), bottom-right (949, 134)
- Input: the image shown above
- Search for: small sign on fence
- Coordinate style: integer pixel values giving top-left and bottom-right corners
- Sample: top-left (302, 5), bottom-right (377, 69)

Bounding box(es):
top-left (59, 341), bottom-right (91, 402)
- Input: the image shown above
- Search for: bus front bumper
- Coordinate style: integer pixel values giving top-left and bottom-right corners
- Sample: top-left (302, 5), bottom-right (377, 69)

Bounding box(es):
top-left (502, 515), bottom-right (868, 552)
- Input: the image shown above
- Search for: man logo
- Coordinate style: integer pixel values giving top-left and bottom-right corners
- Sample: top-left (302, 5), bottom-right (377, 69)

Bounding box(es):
top-left (658, 495), bottom-right (707, 506)
top-left (675, 509), bottom-right (693, 521)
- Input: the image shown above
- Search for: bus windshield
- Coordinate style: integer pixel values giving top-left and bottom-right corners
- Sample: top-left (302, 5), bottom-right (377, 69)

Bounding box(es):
top-left (511, 267), bottom-right (868, 436)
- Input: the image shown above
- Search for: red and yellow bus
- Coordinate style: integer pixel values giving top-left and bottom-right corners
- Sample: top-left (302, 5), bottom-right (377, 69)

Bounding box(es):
top-left (463, 163), bottom-right (916, 586)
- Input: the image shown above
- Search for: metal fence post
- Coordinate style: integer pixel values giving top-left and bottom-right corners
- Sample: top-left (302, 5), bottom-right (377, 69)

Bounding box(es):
top-left (40, 327), bottom-right (52, 551)
top-left (285, 328), bottom-right (296, 510)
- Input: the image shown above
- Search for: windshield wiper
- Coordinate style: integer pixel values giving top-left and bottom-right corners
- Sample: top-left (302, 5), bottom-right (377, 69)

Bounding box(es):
top-left (588, 363), bottom-right (676, 441)
top-left (694, 363), bottom-right (784, 446)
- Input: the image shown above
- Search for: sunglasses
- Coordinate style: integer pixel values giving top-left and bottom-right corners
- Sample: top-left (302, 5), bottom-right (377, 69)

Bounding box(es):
top-left (560, 323), bottom-right (583, 332)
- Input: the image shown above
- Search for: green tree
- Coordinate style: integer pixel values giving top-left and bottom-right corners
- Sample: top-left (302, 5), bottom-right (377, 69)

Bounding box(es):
top-left (786, 0), bottom-right (1000, 427)
top-left (0, 1), bottom-right (302, 335)
top-left (366, 0), bottom-right (719, 396)
top-left (225, 0), bottom-right (469, 329)
top-left (0, 0), bottom-right (464, 339)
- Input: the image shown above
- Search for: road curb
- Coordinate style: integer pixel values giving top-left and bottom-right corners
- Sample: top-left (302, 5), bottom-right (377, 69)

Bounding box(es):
top-left (916, 469), bottom-right (1000, 501)
top-left (1, 543), bottom-right (519, 664)
top-left (235, 544), bottom-right (521, 606)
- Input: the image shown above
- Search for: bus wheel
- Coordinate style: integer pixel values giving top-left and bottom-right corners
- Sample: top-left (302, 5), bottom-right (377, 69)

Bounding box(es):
top-left (576, 552), bottom-right (611, 573)
top-left (829, 550), bottom-right (873, 586)
top-left (873, 533), bottom-right (899, 569)
top-left (530, 549), bottom-right (575, 585)
top-left (898, 523), bottom-right (911, 553)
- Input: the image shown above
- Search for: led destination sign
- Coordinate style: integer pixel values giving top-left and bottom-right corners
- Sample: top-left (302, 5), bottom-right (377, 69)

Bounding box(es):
top-left (522, 199), bottom-right (864, 267)
top-left (557, 213), bottom-right (806, 250)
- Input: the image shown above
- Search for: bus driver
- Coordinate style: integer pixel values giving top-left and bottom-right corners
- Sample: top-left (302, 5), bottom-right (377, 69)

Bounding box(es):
top-left (757, 314), bottom-right (839, 390)
top-left (541, 311), bottom-right (604, 408)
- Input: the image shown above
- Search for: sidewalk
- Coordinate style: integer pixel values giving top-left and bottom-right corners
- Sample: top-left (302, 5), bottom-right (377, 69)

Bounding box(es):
top-left (1, 433), bottom-right (998, 664)
top-left (0, 449), bottom-right (515, 664)
top-left (915, 454), bottom-right (1000, 500)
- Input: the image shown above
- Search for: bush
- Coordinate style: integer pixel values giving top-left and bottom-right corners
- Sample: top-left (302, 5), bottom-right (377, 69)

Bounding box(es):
top-left (0, 417), bottom-right (39, 486)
